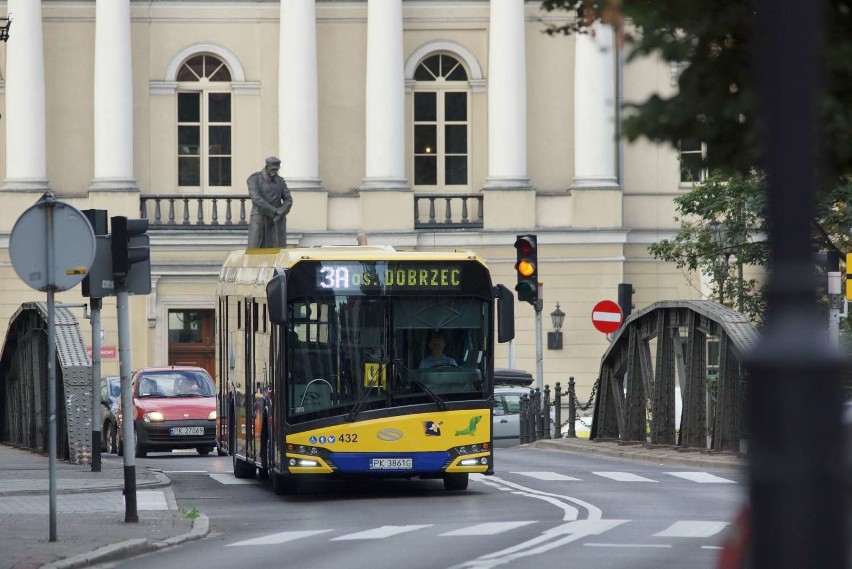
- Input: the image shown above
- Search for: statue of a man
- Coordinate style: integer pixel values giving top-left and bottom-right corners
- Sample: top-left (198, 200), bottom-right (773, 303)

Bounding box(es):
top-left (247, 156), bottom-right (293, 249)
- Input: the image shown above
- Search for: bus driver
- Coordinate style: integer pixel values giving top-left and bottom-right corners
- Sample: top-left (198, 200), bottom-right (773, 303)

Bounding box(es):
top-left (419, 330), bottom-right (458, 369)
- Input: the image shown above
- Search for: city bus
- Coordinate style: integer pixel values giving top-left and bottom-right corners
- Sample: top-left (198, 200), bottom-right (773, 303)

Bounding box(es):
top-left (216, 245), bottom-right (514, 494)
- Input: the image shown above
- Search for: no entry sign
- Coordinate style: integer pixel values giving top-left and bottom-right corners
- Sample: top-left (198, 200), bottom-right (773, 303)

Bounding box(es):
top-left (591, 300), bottom-right (623, 333)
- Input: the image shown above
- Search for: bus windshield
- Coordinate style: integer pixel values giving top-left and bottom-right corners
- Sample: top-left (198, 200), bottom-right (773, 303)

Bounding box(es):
top-left (285, 295), bottom-right (491, 423)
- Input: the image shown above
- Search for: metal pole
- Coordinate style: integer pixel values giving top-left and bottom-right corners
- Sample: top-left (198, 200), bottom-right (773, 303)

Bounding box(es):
top-left (827, 253), bottom-right (841, 348)
top-left (534, 285), bottom-right (544, 392)
top-left (91, 298), bottom-right (103, 472)
top-left (116, 290), bottom-right (138, 522)
top-left (749, 2), bottom-right (847, 568)
top-left (45, 200), bottom-right (57, 542)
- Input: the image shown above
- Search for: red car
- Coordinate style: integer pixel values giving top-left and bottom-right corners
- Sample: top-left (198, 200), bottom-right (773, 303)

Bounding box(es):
top-left (117, 366), bottom-right (219, 458)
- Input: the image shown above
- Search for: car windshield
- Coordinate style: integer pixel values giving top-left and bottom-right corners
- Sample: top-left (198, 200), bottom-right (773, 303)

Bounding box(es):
top-left (136, 371), bottom-right (215, 398)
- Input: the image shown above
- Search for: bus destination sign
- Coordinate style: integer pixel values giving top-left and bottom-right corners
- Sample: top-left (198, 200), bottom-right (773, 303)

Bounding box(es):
top-left (317, 262), bottom-right (462, 292)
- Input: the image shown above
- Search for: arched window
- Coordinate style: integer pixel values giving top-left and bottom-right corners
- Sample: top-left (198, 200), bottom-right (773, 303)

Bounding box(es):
top-left (177, 54), bottom-right (232, 188)
top-left (412, 54), bottom-right (470, 188)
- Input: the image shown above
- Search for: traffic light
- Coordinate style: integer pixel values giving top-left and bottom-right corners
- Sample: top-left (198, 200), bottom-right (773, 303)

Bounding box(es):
top-left (110, 216), bottom-right (151, 294)
top-left (847, 253), bottom-right (851, 301)
top-left (81, 209), bottom-right (109, 298)
top-left (618, 282), bottom-right (635, 320)
top-left (514, 234), bottom-right (538, 304)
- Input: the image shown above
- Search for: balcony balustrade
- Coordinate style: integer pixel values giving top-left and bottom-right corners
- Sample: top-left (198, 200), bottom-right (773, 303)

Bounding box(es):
top-left (140, 195), bottom-right (249, 229)
top-left (414, 193), bottom-right (483, 230)
top-left (140, 193), bottom-right (484, 231)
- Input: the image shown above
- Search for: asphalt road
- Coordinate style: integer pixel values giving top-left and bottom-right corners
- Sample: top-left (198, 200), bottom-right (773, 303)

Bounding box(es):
top-left (95, 447), bottom-right (743, 569)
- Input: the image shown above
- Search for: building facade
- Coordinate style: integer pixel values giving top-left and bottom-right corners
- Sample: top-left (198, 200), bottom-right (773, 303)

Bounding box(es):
top-left (0, 0), bottom-right (702, 400)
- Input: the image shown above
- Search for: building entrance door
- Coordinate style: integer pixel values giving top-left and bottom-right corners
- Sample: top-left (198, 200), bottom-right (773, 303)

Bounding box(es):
top-left (168, 309), bottom-right (216, 379)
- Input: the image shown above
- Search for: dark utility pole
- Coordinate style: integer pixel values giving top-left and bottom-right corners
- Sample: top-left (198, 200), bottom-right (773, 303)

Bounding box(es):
top-left (747, 2), bottom-right (847, 569)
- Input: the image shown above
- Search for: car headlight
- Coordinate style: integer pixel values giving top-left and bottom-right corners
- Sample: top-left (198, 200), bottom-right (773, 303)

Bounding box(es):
top-left (143, 411), bottom-right (165, 422)
top-left (208, 410), bottom-right (217, 421)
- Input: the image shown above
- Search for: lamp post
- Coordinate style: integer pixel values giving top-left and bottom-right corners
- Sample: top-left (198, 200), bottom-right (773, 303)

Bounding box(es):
top-left (710, 220), bottom-right (732, 305)
top-left (0, 17), bottom-right (11, 42)
top-left (547, 302), bottom-right (565, 350)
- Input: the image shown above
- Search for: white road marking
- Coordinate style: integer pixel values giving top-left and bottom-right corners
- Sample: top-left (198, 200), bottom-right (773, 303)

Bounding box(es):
top-left (653, 521), bottom-right (729, 538)
top-left (331, 525), bottom-right (432, 540)
top-left (511, 471), bottom-right (581, 481)
top-left (209, 473), bottom-right (260, 485)
top-left (161, 470), bottom-right (208, 473)
top-left (452, 520), bottom-right (628, 569)
top-left (666, 472), bottom-right (736, 484)
top-left (135, 490), bottom-right (169, 510)
top-left (473, 474), bottom-right (602, 520)
top-left (585, 543), bottom-right (672, 548)
top-left (593, 471), bottom-right (657, 482)
top-left (227, 530), bottom-right (332, 547)
top-left (440, 522), bottom-right (538, 536)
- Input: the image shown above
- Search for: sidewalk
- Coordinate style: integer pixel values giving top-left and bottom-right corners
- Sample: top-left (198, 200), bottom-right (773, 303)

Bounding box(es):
top-left (0, 444), bottom-right (208, 569)
top-left (0, 437), bottom-right (743, 569)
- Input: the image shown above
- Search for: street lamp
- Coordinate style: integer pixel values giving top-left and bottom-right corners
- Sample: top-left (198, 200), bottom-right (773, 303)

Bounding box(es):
top-left (547, 302), bottom-right (565, 350)
top-left (0, 17), bottom-right (11, 42)
top-left (709, 220), bottom-right (731, 305)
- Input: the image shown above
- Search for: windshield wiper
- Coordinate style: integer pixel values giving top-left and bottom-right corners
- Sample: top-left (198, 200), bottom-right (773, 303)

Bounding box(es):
top-left (394, 359), bottom-right (447, 411)
top-left (347, 369), bottom-right (384, 421)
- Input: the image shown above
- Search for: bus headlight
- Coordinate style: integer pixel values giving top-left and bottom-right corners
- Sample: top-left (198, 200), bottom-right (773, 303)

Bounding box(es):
top-left (208, 410), bottom-right (218, 421)
top-left (143, 411), bottom-right (165, 422)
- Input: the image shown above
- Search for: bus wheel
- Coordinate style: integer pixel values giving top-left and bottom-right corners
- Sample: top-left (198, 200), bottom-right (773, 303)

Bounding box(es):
top-left (271, 471), bottom-right (297, 496)
top-left (443, 473), bottom-right (469, 491)
top-left (233, 455), bottom-right (256, 479)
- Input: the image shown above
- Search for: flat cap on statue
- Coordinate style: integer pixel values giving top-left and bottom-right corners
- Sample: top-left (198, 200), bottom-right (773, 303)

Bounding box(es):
top-left (265, 156), bottom-right (281, 166)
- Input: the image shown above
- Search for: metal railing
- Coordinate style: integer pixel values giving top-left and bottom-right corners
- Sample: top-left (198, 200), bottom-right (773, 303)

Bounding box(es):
top-left (414, 193), bottom-right (483, 230)
top-left (140, 195), bottom-right (250, 229)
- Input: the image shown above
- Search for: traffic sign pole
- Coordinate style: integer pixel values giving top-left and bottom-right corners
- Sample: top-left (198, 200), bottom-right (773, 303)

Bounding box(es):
top-left (9, 193), bottom-right (96, 543)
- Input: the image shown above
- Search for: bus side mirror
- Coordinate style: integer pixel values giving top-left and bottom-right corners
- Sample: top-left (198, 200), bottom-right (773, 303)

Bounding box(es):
top-left (493, 284), bottom-right (515, 343)
top-left (267, 270), bottom-right (288, 324)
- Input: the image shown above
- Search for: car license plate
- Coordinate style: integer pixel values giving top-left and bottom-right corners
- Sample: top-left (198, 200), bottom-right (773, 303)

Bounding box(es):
top-left (170, 426), bottom-right (205, 436)
top-left (369, 458), bottom-right (413, 470)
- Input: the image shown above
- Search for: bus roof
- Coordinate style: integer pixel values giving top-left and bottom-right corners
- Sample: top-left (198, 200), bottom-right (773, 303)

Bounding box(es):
top-left (217, 246), bottom-right (489, 297)
top-left (221, 246), bottom-right (487, 270)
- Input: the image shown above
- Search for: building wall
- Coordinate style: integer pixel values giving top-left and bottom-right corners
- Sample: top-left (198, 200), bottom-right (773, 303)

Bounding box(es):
top-left (0, 1), bottom-right (719, 401)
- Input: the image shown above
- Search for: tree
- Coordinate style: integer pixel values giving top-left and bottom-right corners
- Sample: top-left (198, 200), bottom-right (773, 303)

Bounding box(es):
top-left (647, 171), bottom-right (769, 321)
top-left (541, 0), bottom-right (852, 318)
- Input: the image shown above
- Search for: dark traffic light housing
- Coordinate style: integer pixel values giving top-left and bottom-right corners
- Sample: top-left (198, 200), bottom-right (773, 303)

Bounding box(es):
top-left (514, 234), bottom-right (538, 304)
top-left (110, 215), bottom-right (151, 294)
top-left (618, 282), bottom-right (635, 321)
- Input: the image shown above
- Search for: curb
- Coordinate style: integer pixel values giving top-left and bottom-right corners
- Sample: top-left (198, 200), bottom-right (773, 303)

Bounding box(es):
top-left (0, 468), bottom-right (172, 498)
top-left (40, 513), bottom-right (210, 569)
top-left (528, 439), bottom-right (745, 470)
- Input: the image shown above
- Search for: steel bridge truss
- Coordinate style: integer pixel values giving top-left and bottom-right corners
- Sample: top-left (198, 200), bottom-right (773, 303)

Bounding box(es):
top-left (591, 300), bottom-right (758, 453)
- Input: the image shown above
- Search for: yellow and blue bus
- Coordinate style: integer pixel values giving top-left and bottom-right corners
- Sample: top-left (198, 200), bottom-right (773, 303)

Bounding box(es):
top-left (216, 245), bottom-right (514, 493)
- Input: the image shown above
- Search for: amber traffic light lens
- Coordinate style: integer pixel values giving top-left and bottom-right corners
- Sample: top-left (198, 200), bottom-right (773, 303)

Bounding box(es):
top-left (516, 259), bottom-right (535, 277)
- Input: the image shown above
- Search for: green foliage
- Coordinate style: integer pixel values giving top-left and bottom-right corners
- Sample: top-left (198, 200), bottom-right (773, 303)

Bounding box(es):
top-left (181, 507), bottom-right (200, 520)
top-left (539, 0), bottom-right (852, 185)
top-left (647, 171), bottom-right (769, 321)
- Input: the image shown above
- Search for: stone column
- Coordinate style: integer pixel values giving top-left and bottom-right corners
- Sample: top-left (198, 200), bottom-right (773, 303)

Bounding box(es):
top-left (3, 0), bottom-right (49, 191)
top-left (570, 22), bottom-right (621, 228)
top-left (278, 0), bottom-right (327, 231)
top-left (359, 0), bottom-right (411, 231)
top-left (279, 0), bottom-right (322, 191)
top-left (482, 0), bottom-right (534, 230)
top-left (90, 0), bottom-right (137, 192)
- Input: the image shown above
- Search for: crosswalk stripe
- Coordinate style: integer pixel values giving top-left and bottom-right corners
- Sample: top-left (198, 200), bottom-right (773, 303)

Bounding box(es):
top-left (227, 530), bottom-right (333, 546)
top-left (653, 521), bottom-right (729, 537)
top-left (331, 525), bottom-right (433, 540)
top-left (665, 472), bottom-right (736, 484)
top-left (440, 521), bottom-right (538, 536)
top-left (593, 471), bottom-right (657, 482)
top-left (511, 471), bottom-right (581, 481)
top-left (209, 473), bottom-right (260, 485)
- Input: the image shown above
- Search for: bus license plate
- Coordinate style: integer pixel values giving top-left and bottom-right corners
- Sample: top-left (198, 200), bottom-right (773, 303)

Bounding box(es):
top-left (170, 427), bottom-right (205, 436)
top-left (370, 458), bottom-right (413, 470)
